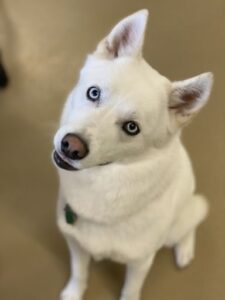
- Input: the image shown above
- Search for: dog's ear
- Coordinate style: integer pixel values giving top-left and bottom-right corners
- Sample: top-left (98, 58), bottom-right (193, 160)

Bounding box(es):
top-left (168, 72), bottom-right (213, 126)
top-left (95, 9), bottom-right (149, 59)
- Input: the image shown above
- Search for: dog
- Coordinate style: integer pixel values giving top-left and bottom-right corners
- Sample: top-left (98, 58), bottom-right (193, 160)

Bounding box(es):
top-left (53, 9), bottom-right (213, 300)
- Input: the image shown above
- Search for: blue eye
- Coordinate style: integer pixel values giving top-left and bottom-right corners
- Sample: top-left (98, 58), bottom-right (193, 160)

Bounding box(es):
top-left (86, 86), bottom-right (101, 101)
top-left (122, 121), bottom-right (140, 136)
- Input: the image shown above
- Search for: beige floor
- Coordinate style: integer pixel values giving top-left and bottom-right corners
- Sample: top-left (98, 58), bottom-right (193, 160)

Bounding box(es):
top-left (0, 0), bottom-right (225, 299)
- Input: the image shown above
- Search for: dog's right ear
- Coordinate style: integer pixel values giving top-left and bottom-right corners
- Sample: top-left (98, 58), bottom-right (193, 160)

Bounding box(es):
top-left (95, 9), bottom-right (149, 59)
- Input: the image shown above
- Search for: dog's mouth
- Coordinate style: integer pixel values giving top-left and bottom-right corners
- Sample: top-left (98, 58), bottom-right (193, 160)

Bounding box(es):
top-left (53, 150), bottom-right (112, 171)
top-left (53, 151), bottom-right (78, 171)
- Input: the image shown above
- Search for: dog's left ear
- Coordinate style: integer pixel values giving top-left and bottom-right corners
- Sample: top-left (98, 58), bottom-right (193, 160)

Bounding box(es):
top-left (168, 72), bottom-right (214, 126)
top-left (95, 9), bottom-right (149, 59)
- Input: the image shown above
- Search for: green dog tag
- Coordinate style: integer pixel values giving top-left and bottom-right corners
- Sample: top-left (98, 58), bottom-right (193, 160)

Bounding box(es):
top-left (64, 204), bottom-right (77, 225)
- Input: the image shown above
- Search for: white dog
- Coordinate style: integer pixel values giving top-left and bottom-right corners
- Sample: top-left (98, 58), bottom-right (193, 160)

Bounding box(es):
top-left (53, 9), bottom-right (213, 300)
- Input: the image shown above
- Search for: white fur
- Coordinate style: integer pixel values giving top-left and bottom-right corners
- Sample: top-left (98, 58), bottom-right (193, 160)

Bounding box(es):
top-left (53, 10), bottom-right (213, 300)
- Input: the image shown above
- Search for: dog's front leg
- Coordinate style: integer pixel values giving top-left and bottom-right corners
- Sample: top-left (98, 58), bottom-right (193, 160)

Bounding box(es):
top-left (120, 254), bottom-right (155, 300)
top-left (61, 237), bottom-right (91, 300)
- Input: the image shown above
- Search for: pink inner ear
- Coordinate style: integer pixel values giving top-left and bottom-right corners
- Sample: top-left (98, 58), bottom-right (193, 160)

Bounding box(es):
top-left (181, 89), bottom-right (201, 103)
top-left (170, 89), bottom-right (201, 111)
top-left (107, 24), bottom-right (132, 58)
top-left (170, 89), bottom-right (201, 110)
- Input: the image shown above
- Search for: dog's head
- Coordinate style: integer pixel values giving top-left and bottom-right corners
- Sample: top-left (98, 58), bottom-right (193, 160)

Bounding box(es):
top-left (53, 10), bottom-right (213, 171)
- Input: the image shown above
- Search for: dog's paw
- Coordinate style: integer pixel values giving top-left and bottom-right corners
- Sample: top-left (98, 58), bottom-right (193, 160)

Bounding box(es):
top-left (175, 246), bottom-right (194, 268)
top-left (175, 233), bottom-right (195, 268)
top-left (60, 283), bottom-right (80, 300)
top-left (120, 297), bottom-right (139, 300)
top-left (60, 291), bottom-right (79, 300)
top-left (120, 292), bottom-right (140, 300)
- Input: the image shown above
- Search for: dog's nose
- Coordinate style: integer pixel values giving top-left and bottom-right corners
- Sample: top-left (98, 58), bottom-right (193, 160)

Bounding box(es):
top-left (61, 134), bottom-right (89, 160)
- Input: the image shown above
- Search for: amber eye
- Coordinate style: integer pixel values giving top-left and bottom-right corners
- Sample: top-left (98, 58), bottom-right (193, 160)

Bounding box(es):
top-left (86, 86), bottom-right (101, 102)
top-left (122, 121), bottom-right (140, 136)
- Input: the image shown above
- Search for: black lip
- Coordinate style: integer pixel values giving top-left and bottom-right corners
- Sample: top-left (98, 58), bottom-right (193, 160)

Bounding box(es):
top-left (53, 151), bottom-right (78, 171)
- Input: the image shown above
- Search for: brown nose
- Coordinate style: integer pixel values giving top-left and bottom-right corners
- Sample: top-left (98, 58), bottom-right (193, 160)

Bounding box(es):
top-left (61, 134), bottom-right (89, 160)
